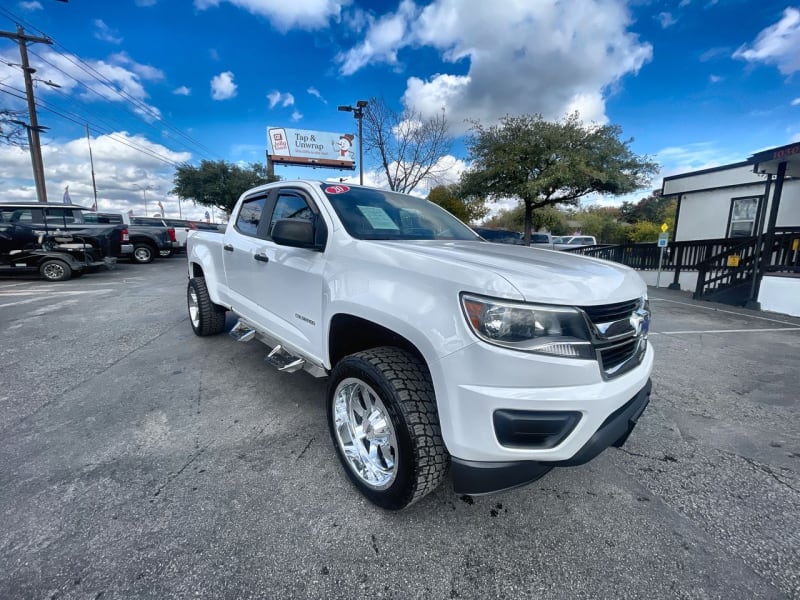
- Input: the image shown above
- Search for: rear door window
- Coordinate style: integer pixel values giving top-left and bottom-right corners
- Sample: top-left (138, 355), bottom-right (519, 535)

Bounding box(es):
top-left (235, 195), bottom-right (268, 238)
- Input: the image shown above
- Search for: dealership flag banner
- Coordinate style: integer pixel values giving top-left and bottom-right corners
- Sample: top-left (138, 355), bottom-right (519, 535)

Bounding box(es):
top-left (63, 186), bottom-right (72, 205)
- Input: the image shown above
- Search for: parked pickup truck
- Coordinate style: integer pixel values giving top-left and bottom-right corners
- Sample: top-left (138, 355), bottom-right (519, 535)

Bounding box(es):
top-left (186, 181), bottom-right (653, 510)
top-left (84, 212), bottom-right (173, 263)
top-left (0, 203), bottom-right (126, 280)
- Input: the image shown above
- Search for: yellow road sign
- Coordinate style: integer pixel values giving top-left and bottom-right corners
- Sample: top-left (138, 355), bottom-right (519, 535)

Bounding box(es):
top-left (661, 223), bottom-right (668, 232)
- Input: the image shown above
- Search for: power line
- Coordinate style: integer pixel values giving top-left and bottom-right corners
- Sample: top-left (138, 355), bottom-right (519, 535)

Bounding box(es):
top-left (0, 83), bottom-right (186, 167)
top-left (0, 5), bottom-right (219, 162)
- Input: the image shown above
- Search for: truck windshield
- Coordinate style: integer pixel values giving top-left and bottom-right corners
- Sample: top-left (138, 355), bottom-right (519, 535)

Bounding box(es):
top-left (320, 184), bottom-right (479, 241)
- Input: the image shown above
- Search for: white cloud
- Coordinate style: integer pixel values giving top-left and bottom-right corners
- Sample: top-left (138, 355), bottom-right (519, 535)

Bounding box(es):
top-left (307, 87), bottom-right (327, 103)
top-left (194, 0), bottom-right (347, 31)
top-left (173, 86), bottom-right (191, 96)
top-left (267, 90), bottom-right (295, 108)
top-left (792, 97), bottom-right (800, 106)
top-left (0, 47), bottom-right (162, 121)
top-left (19, 1), bottom-right (43, 10)
top-left (336, 0), bottom-right (417, 75)
top-left (211, 71), bottom-right (237, 100)
top-left (658, 12), bottom-right (676, 28)
top-left (291, 110), bottom-right (303, 121)
top-left (0, 131), bottom-right (206, 217)
top-left (135, 0), bottom-right (158, 6)
top-left (733, 7), bottom-right (800, 75)
top-left (109, 52), bottom-right (164, 81)
top-left (93, 19), bottom-right (123, 44)
top-left (340, 0), bottom-right (652, 132)
top-left (709, 74), bottom-right (723, 83)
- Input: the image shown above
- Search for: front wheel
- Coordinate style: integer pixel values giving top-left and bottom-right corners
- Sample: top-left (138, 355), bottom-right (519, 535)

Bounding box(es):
top-left (327, 347), bottom-right (449, 510)
top-left (39, 259), bottom-right (72, 281)
top-left (187, 277), bottom-right (227, 336)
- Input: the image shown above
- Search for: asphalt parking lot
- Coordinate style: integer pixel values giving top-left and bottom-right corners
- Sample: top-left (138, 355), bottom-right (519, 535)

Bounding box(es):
top-left (1, 258), bottom-right (798, 600)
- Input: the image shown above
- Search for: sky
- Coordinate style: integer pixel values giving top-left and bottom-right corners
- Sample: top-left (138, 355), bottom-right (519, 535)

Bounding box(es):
top-left (0, 0), bottom-right (798, 221)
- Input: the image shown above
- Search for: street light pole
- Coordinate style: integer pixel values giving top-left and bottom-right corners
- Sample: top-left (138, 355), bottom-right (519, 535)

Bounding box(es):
top-left (338, 99), bottom-right (368, 185)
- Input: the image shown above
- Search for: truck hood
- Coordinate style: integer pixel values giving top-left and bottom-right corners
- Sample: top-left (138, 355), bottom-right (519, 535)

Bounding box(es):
top-left (377, 240), bottom-right (646, 305)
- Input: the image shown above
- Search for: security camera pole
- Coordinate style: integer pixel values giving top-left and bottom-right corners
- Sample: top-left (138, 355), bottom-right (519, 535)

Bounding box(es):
top-left (338, 100), bottom-right (368, 185)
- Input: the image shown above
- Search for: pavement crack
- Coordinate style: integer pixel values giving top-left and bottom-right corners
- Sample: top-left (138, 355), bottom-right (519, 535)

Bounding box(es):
top-left (296, 436), bottom-right (315, 461)
top-left (737, 454), bottom-right (799, 494)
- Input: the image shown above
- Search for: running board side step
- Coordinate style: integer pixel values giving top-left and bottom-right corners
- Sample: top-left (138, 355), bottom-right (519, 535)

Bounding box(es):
top-left (229, 320), bottom-right (256, 342)
top-left (266, 345), bottom-right (306, 373)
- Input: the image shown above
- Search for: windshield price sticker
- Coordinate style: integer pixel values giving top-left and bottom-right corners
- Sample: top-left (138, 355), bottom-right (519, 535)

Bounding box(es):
top-left (325, 185), bottom-right (350, 195)
top-left (357, 205), bottom-right (399, 230)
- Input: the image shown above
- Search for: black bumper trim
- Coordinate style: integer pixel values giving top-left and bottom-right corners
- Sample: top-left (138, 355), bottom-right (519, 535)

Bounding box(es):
top-left (450, 379), bottom-right (652, 495)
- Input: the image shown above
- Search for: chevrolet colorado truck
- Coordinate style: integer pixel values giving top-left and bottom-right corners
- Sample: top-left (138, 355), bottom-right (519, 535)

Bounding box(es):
top-left (186, 181), bottom-right (653, 510)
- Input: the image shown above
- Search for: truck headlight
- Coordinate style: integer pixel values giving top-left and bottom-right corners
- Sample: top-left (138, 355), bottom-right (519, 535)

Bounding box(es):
top-left (460, 294), bottom-right (594, 359)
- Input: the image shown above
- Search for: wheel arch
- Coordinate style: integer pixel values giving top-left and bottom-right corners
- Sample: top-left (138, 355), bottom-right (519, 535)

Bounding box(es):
top-left (328, 313), bottom-right (427, 371)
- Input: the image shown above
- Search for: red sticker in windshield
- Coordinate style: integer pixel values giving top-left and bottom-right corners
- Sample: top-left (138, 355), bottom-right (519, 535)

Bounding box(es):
top-left (325, 185), bottom-right (350, 194)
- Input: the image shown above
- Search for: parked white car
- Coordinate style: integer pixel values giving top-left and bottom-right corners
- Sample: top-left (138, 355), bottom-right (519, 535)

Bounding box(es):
top-left (553, 235), bottom-right (597, 250)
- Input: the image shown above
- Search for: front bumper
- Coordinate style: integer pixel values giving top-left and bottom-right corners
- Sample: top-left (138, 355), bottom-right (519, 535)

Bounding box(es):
top-left (451, 379), bottom-right (652, 494)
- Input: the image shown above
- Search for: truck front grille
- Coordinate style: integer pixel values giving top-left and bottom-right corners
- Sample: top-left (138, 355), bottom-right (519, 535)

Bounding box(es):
top-left (580, 299), bottom-right (639, 325)
top-left (579, 298), bottom-right (648, 379)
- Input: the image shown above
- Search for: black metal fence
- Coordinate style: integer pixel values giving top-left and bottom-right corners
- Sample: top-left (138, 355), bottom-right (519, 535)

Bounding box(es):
top-left (568, 227), bottom-right (800, 302)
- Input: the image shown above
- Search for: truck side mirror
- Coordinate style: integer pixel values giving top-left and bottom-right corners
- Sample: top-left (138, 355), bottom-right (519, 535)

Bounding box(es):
top-left (271, 219), bottom-right (318, 250)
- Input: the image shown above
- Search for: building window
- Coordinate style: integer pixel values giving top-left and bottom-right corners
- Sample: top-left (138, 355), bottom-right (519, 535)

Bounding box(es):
top-left (728, 197), bottom-right (760, 238)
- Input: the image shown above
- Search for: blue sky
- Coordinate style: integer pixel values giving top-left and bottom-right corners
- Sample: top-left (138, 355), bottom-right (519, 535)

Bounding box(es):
top-left (0, 0), bottom-right (798, 220)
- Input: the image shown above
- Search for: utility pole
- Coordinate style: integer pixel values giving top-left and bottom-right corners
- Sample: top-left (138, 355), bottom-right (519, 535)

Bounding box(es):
top-left (0, 25), bottom-right (53, 202)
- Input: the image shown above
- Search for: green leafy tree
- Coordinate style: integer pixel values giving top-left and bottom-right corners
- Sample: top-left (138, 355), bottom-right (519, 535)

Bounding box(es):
top-left (172, 160), bottom-right (278, 214)
top-left (571, 205), bottom-right (628, 244)
top-left (460, 113), bottom-right (658, 244)
top-left (619, 189), bottom-right (675, 224)
top-left (627, 221), bottom-right (662, 243)
top-left (427, 184), bottom-right (489, 223)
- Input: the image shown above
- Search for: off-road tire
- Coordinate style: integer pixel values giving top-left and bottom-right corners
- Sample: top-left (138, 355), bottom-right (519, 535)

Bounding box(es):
top-left (132, 243), bottom-right (155, 264)
top-left (187, 277), bottom-right (227, 336)
top-left (327, 347), bottom-right (449, 510)
top-left (39, 259), bottom-right (72, 282)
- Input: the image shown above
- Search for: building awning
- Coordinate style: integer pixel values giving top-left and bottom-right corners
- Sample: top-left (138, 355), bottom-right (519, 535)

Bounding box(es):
top-left (749, 142), bottom-right (800, 176)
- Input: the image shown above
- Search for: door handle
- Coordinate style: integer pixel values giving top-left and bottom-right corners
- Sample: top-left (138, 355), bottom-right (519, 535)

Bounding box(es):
top-left (253, 253), bottom-right (269, 263)
top-left (223, 244), bottom-right (234, 252)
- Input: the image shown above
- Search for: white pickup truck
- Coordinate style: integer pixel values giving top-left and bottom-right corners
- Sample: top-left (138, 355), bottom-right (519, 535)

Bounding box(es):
top-left (186, 181), bottom-right (653, 510)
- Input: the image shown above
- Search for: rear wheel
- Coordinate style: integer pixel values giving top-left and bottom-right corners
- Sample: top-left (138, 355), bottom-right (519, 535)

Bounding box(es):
top-left (327, 347), bottom-right (449, 510)
top-left (187, 277), bottom-right (227, 336)
top-left (39, 259), bottom-right (72, 282)
top-left (132, 243), bottom-right (155, 264)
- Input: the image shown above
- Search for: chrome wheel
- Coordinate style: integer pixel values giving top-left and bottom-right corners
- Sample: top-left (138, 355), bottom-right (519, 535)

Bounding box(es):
top-left (42, 262), bottom-right (65, 280)
top-left (134, 246), bottom-right (152, 262)
top-left (188, 288), bottom-right (200, 329)
top-left (332, 377), bottom-right (398, 490)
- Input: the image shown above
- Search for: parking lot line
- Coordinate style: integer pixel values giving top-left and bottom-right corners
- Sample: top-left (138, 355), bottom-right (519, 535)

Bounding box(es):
top-left (652, 327), bottom-right (800, 335)
top-left (0, 289), bottom-right (113, 309)
top-left (650, 297), bottom-right (800, 327)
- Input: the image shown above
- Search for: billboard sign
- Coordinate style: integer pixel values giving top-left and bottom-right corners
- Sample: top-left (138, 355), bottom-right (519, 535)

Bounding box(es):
top-left (267, 127), bottom-right (356, 169)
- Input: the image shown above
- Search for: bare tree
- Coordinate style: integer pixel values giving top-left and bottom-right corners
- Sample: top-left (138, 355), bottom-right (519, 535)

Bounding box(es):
top-left (0, 107), bottom-right (28, 147)
top-left (361, 96), bottom-right (452, 194)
